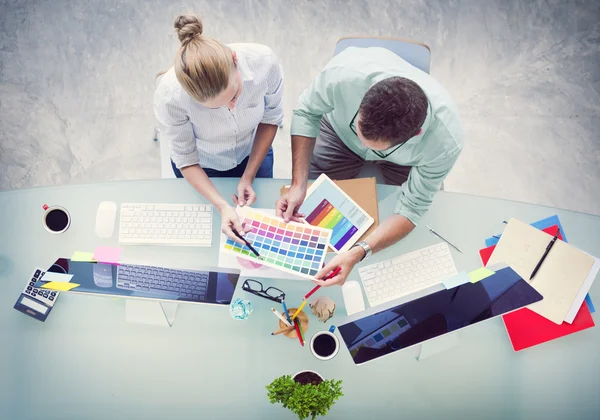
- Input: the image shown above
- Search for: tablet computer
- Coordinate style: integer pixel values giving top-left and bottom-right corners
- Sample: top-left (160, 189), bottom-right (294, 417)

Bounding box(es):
top-left (300, 174), bottom-right (374, 253)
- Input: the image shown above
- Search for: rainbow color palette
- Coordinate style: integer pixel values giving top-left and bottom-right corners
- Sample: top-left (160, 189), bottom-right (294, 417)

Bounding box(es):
top-left (222, 207), bottom-right (332, 279)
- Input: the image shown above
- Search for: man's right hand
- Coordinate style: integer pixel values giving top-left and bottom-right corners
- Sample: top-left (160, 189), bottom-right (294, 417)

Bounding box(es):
top-left (276, 184), bottom-right (307, 223)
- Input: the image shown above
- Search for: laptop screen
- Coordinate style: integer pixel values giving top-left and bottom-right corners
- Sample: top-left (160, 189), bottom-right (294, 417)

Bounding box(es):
top-left (338, 266), bottom-right (542, 365)
top-left (35, 258), bottom-right (240, 305)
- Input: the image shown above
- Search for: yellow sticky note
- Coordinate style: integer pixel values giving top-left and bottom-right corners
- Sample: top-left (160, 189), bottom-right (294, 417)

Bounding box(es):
top-left (41, 282), bottom-right (80, 291)
top-left (71, 251), bottom-right (96, 262)
top-left (469, 267), bottom-right (495, 283)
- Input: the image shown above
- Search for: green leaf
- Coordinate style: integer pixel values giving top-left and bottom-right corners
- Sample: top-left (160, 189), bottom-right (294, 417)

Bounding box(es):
top-left (266, 375), bottom-right (344, 419)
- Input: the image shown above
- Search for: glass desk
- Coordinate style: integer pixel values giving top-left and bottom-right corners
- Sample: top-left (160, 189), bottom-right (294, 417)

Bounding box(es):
top-left (1, 178), bottom-right (598, 419)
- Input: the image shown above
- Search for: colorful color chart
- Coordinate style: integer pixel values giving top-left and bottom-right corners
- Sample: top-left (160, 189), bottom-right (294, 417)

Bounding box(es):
top-left (222, 208), bottom-right (331, 279)
top-left (300, 174), bottom-right (374, 253)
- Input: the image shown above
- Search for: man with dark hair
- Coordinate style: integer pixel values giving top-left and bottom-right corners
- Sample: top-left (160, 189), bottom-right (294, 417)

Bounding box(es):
top-left (276, 46), bottom-right (464, 287)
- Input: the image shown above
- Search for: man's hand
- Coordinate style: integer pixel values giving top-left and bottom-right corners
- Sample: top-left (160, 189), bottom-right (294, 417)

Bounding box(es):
top-left (219, 205), bottom-right (252, 245)
top-left (233, 177), bottom-right (256, 207)
top-left (312, 246), bottom-right (365, 287)
top-left (276, 185), bottom-right (306, 222)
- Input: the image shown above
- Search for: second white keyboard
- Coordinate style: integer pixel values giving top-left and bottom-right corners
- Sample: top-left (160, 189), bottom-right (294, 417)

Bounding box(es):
top-left (119, 203), bottom-right (213, 246)
top-left (358, 243), bottom-right (457, 308)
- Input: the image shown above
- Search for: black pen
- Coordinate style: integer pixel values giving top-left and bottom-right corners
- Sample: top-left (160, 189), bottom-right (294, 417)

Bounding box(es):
top-left (232, 229), bottom-right (263, 260)
top-left (529, 229), bottom-right (560, 280)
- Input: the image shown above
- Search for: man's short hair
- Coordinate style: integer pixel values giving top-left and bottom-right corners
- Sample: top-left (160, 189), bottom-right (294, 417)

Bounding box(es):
top-left (358, 77), bottom-right (428, 145)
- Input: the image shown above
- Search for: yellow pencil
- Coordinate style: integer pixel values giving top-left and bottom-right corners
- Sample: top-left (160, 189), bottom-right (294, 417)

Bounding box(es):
top-left (290, 300), bottom-right (308, 321)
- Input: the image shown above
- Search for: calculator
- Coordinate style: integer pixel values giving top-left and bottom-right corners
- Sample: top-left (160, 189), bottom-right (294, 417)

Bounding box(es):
top-left (13, 268), bottom-right (59, 322)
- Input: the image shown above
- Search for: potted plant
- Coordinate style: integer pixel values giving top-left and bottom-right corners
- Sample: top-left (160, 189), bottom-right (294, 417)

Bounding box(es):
top-left (266, 370), bottom-right (343, 420)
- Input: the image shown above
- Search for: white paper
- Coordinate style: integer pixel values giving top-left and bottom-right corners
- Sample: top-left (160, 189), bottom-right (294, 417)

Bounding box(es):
top-left (564, 254), bottom-right (600, 323)
top-left (218, 208), bottom-right (308, 281)
top-left (487, 219), bottom-right (596, 324)
top-left (40, 272), bottom-right (73, 283)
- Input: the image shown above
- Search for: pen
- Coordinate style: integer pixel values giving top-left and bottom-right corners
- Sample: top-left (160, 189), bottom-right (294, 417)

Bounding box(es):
top-left (290, 300), bottom-right (309, 322)
top-left (232, 229), bottom-right (262, 260)
top-left (529, 229), bottom-right (560, 281)
top-left (425, 225), bottom-right (463, 253)
top-left (304, 266), bottom-right (342, 300)
top-left (281, 299), bottom-right (292, 324)
top-left (271, 308), bottom-right (292, 327)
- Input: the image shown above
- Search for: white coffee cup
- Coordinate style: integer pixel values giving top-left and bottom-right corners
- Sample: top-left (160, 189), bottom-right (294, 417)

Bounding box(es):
top-left (42, 205), bottom-right (71, 234)
top-left (309, 330), bottom-right (340, 361)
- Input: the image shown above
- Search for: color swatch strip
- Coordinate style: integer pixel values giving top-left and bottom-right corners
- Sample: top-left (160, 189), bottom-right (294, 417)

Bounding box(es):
top-left (222, 208), bottom-right (332, 279)
top-left (305, 199), bottom-right (358, 251)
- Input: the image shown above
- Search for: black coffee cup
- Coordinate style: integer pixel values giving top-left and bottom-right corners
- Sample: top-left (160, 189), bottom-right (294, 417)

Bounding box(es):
top-left (309, 330), bottom-right (340, 361)
top-left (42, 205), bottom-right (71, 234)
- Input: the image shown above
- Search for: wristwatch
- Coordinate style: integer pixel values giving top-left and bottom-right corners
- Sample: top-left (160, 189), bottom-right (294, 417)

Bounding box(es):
top-left (352, 241), bottom-right (372, 261)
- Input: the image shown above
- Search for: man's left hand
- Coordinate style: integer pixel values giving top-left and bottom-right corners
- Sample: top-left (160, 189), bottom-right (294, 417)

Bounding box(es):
top-left (234, 177), bottom-right (257, 207)
top-left (312, 246), bottom-right (365, 287)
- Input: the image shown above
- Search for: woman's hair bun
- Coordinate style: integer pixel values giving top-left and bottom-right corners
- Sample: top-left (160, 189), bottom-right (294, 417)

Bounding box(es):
top-left (174, 15), bottom-right (203, 44)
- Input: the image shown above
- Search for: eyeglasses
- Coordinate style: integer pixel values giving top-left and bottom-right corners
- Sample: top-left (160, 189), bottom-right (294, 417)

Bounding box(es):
top-left (242, 279), bottom-right (285, 303)
top-left (349, 110), bottom-right (407, 159)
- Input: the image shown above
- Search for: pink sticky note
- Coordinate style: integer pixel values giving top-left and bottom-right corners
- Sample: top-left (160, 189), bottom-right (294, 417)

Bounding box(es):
top-left (93, 246), bottom-right (123, 264)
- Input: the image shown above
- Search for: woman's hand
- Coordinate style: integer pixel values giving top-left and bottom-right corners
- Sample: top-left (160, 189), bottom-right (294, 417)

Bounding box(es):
top-left (312, 246), bottom-right (365, 287)
top-left (233, 177), bottom-right (257, 207)
top-left (219, 205), bottom-right (252, 245)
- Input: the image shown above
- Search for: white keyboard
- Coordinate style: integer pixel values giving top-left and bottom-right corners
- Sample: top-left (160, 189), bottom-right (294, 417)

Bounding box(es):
top-left (358, 243), bottom-right (457, 308)
top-left (119, 203), bottom-right (213, 246)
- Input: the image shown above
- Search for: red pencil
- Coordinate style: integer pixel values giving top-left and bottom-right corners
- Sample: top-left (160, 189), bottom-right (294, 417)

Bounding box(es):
top-left (294, 319), bottom-right (304, 346)
top-left (304, 266), bottom-right (342, 300)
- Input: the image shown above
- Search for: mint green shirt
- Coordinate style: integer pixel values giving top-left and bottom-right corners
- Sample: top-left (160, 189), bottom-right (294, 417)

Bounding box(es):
top-left (291, 47), bottom-right (464, 225)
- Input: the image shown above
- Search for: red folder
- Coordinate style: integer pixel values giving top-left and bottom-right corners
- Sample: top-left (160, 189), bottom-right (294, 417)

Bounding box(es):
top-left (480, 225), bottom-right (595, 351)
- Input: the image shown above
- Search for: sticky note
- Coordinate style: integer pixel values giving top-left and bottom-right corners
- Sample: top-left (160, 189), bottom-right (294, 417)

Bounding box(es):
top-left (41, 282), bottom-right (80, 291)
top-left (40, 272), bottom-right (73, 283)
top-left (71, 251), bottom-right (96, 262)
top-left (93, 246), bottom-right (123, 264)
top-left (442, 272), bottom-right (471, 289)
top-left (469, 267), bottom-right (495, 283)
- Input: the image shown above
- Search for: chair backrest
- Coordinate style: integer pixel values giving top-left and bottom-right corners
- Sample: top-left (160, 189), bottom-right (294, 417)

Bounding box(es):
top-left (334, 36), bottom-right (431, 74)
top-left (154, 73), bottom-right (176, 179)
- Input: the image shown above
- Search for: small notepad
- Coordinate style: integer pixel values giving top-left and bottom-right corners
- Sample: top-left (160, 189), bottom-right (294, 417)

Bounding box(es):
top-left (40, 272), bottom-right (73, 283)
top-left (488, 219), bottom-right (596, 324)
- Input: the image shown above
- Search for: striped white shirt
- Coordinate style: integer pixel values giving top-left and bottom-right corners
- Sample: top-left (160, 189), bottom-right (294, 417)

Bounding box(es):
top-left (154, 43), bottom-right (284, 171)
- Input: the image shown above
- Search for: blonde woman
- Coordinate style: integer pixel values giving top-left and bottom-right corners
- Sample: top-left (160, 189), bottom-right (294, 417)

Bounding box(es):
top-left (154, 15), bottom-right (283, 243)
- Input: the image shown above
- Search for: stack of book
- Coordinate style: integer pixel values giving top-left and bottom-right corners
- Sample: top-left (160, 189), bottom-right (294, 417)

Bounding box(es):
top-left (479, 216), bottom-right (598, 351)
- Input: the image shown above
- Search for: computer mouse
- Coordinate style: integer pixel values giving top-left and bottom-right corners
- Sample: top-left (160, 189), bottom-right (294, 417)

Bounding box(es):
top-left (93, 263), bottom-right (113, 288)
top-left (342, 281), bottom-right (366, 316)
top-left (95, 201), bottom-right (117, 238)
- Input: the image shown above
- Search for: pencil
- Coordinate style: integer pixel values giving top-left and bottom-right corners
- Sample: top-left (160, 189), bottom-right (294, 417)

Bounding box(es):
top-left (295, 319), bottom-right (305, 343)
top-left (271, 326), bottom-right (295, 336)
top-left (304, 266), bottom-right (341, 300)
top-left (271, 308), bottom-right (292, 327)
top-left (290, 300), bottom-right (308, 322)
top-left (232, 229), bottom-right (262, 259)
top-left (293, 319), bottom-right (304, 346)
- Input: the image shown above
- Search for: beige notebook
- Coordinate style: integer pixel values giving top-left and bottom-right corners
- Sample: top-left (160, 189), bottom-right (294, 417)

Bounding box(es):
top-left (488, 218), bottom-right (595, 324)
